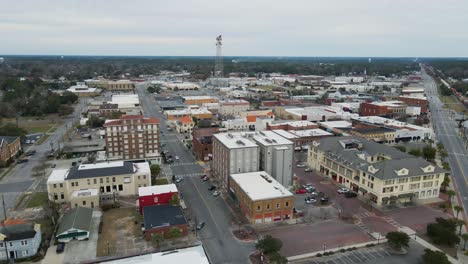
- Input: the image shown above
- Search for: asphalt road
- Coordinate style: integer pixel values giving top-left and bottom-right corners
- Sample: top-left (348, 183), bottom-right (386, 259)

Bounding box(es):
top-left (136, 84), bottom-right (254, 263)
top-left (0, 98), bottom-right (88, 217)
top-left (423, 67), bottom-right (468, 217)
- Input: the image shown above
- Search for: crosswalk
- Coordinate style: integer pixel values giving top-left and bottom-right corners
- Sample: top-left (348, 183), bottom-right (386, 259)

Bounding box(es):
top-left (353, 210), bottom-right (401, 231)
top-left (169, 162), bottom-right (199, 167)
top-left (177, 172), bottom-right (205, 177)
top-left (382, 216), bottom-right (400, 228)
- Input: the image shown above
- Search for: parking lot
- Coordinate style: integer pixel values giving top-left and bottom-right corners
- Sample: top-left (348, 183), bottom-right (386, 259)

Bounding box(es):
top-left (63, 210), bottom-right (101, 263)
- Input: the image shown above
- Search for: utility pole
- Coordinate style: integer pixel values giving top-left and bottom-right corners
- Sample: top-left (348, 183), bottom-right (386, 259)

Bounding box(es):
top-left (2, 194), bottom-right (7, 221)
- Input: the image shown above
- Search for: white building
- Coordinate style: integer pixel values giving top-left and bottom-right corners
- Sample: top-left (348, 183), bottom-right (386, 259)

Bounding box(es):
top-left (252, 131), bottom-right (294, 187)
top-left (212, 132), bottom-right (260, 188)
top-left (219, 99), bottom-right (250, 117)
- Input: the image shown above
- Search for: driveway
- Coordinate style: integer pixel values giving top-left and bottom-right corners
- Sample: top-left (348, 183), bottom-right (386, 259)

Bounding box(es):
top-left (63, 210), bottom-right (101, 264)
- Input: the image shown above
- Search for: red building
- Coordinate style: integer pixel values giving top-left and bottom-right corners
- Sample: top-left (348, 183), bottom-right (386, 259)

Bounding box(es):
top-left (359, 101), bottom-right (406, 117)
top-left (191, 126), bottom-right (219, 161)
top-left (143, 204), bottom-right (188, 240)
top-left (398, 96), bottom-right (428, 114)
top-left (137, 184), bottom-right (178, 214)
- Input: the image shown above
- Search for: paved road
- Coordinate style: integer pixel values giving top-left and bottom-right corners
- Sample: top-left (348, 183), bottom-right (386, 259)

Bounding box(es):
top-left (0, 98), bottom-right (88, 217)
top-left (423, 67), bottom-right (468, 217)
top-left (136, 84), bottom-right (254, 263)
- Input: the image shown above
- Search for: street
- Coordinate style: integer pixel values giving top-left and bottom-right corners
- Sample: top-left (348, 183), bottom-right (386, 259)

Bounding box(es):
top-left (423, 67), bottom-right (468, 218)
top-left (0, 98), bottom-right (88, 217)
top-left (136, 84), bottom-right (254, 264)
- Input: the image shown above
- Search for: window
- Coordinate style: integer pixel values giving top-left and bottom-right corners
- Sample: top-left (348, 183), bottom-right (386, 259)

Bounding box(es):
top-left (276, 203), bottom-right (280, 209)
top-left (53, 184), bottom-right (57, 188)
top-left (257, 205), bottom-right (261, 211)
top-left (266, 204), bottom-right (270, 210)
top-left (83, 201), bottom-right (86, 206)
top-left (87, 179), bottom-right (90, 185)
top-left (21, 240), bottom-right (28, 245)
top-left (112, 177), bottom-right (116, 183)
top-left (71, 182), bottom-right (75, 187)
top-left (59, 183), bottom-right (63, 188)
top-left (106, 177), bottom-right (110, 183)
top-left (93, 179), bottom-right (97, 184)
top-left (60, 193), bottom-right (64, 199)
top-left (0, 242), bottom-right (3, 248)
top-left (100, 178), bottom-right (103, 184)
top-left (118, 184), bottom-right (123, 191)
top-left (285, 202), bottom-right (289, 207)
top-left (75, 182), bottom-right (79, 187)
top-left (22, 250), bottom-right (29, 256)
top-left (143, 175), bottom-right (146, 180)
top-left (53, 193), bottom-right (58, 200)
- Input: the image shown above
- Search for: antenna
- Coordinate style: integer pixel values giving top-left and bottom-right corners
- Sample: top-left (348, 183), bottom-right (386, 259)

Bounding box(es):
top-left (215, 35), bottom-right (223, 78)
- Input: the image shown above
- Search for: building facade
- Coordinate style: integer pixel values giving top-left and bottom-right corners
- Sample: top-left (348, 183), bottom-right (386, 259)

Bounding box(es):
top-left (143, 205), bottom-right (188, 240)
top-left (219, 100), bottom-right (250, 117)
top-left (106, 80), bottom-right (134, 91)
top-left (0, 136), bottom-right (21, 163)
top-left (308, 137), bottom-right (446, 206)
top-left (359, 101), bottom-right (407, 117)
top-left (138, 184), bottom-right (178, 214)
top-left (182, 96), bottom-right (218, 105)
top-left (104, 115), bottom-right (160, 161)
top-left (0, 222), bottom-right (42, 261)
top-left (47, 161), bottom-right (151, 207)
top-left (398, 96), bottom-right (428, 114)
top-left (212, 133), bottom-right (260, 188)
top-left (191, 127), bottom-right (219, 161)
top-left (229, 171), bottom-right (294, 224)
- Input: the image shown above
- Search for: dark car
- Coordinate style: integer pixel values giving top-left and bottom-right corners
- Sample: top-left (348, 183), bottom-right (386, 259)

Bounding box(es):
top-left (208, 185), bottom-right (216, 191)
top-left (320, 197), bottom-right (329, 204)
top-left (345, 192), bottom-right (358, 198)
top-left (51, 163), bottom-right (57, 168)
top-left (56, 242), bottom-right (65, 254)
top-left (196, 221), bottom-right (205, 230)
top-left (71, 161), bottom-right (77, 166)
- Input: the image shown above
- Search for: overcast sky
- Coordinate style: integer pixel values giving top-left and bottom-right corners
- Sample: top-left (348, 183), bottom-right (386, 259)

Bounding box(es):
top-left (1, 0), bottom-right (467, 57)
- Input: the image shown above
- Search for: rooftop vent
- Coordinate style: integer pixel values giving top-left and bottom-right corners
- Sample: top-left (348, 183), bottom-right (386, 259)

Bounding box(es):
top-left (236, 140), bottom-right (245, 145)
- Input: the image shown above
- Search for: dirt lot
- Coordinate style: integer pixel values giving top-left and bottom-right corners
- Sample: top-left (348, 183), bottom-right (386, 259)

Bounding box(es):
top-left (3, 115), bottom-right (61, 134)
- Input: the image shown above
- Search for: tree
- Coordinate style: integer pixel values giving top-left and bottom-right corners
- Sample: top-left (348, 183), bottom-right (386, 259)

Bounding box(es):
top-left (169, 194), bottom-right (180, 206)
top-left (422, 145), bottom-right (437, 160)
top-left (439, 149), bottom-right (448, 160)
top-left (86, 116), bottom-right (105, 127)
top-left (256, 235), bottom-right (283, 255)
top-left (461, 233), bottom-right (468, 250)
top-left (454, 205), bottom-right (463, 219)
top-left (0, 124), bottom-right (27, 138)
top-left (442, 162), bottom-right (450, 170)
top-left (427, 217), bottom-right (460, 247)
top-left (58, 105), bottom-right (74, 116)
top-left (150, 164), bottom-right (161, 177)
top-left (110, 111), bottom-right (122, 119)
top-left (408, 149), bottom-right (422, 157)
top-left (441, 175), bottom-right (450, 192)
top-left (394, 145), bottom-right (406, 152)
top-left (167, 227), bottom-right (182, 239)
top-left (151, 233), bottom-right (164, 250)
top-left (422, 249), bottom-right (450, 264)
top-left (385, 231), bottom-right (410, 251)
top-left (446, 190), bottom-right (456, 203)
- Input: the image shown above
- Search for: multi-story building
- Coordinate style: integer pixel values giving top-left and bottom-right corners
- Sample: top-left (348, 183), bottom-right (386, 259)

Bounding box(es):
top-left (308, 136), bottom-right (447, 206)
top-left (138, 184), bottom-right (178, 214)
top-left (219, 99), bottom-right (250, 117)
top-left (349, 126), bottom-right (396, 144)
top-left (46, 161), bottom-right (151, 208)
top-left (104, 115), bottom-right (160, 161)
top-left (99, 103), bottom-right (119, 118)
top-left (0, 221), bottom-right (42, 261)
top-left (359, 101), bottom-right (407, 117)
top-left (229, 171), bottom-right (294, 224)
top-left (398, 96), bottom-right (428, 114)
top-left (252, 131), bottom-right (294, 187)
top-left (175, 116), bottom-right (195, 134)
top-left (182, 96), bottom-right (218, 105)
top-left (106, 80), bottom-right (134, 91)
top-left (270, 129), bottom-right (334, 150)
top-left (191, 126), bottom-right (219, 161)
top-left (212, 132), bottom-right (260, 188)
top-left (0, 136), bottom-right (21, 163)
top-left (165, 108), bottom-right (213, 121)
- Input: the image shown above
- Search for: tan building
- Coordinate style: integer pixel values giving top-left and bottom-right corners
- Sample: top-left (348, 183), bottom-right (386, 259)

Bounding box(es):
top-left (229, 171), bottom-right (294, 224)
top-left (106, 80), bottom-right (134, 91)
top-left (182, 96), bottom-right (218, 105)
top-left (165, 108), bottom-right (213, 121)
top-left (47, 161), bottom-right (151, 208)
top-left (349, 126), bottom-right (396, 144)
top-left (0, 136), bottom-right (21, 163)
top-left (104, 115), bottom-right (160, 162)
top-left (308, 137), bottom-right (447, 206)
top-left (219, 100), bottom-right (250, 117)
top-left (175, 116), bottom-right (195, 133)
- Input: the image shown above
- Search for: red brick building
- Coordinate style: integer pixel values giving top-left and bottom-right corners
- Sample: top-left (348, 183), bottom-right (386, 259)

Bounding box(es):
top-left (103, 115), bottom-right (160, 161)
top-left (359, 101), bottom-right (406, 117)
top-left (0, 136), bottom-right (21, 163)
top-left (398, 96), bottom-right (428, 114)
top-left (137, 184), bottom-right (178, 214)
top-left (191, 126), bottom-right (219, 161)
top-left (143, 205), bottom-right (188, 240)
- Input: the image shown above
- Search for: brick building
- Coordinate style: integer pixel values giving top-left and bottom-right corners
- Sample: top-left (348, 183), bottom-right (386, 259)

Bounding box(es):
top-left (103, 115), bottom-right (160, 161)
top-left (398, 96), bottom-right (428, 114)
top-left (191, 127), bottom-right (219, 161)
top-left (137, 184), bottom-right (178, 214)
top-left (229, 171), bottom-right (294, 224)
top-left (0, 136), bottom-right (21, 163)
top-left (359, 101), bottom-right (406, 117)
top-left (143, 204), bottom-right (188, 240)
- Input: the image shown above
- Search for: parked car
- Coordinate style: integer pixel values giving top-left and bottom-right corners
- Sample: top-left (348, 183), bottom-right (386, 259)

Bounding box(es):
top-left (200, 174), bottom-right (207, 179)
top-left (202, 176), bottom-right (209, 181)
top-left (296, 164), bottom-right (306, 168)
top-left (295, 188), bottom-right (307, 194)
top-left (304, 186), bottom-right (316, 193)
top-left (213, 191), bottom-right (220, 196)
top-left (71, 161), bottom-right (77, 166)
top-left (304, 168), bottom-right (313, 172)
top-left (17, 158), bottom-right (28, 164)
top-left (320, 197), bottom-right (330, 204)
top-left (175, 176), bottom-right (183, 183)
top-left (175, 156), bottom-right (180, 160)
top-left (305, 197), bottom-right (317, 204)
top-left (25, 140), bottom-right (30, 144)
top-left (51, 163), bottom-right (57, 168)
top-left (56, 242), bottom-right (65, 254)
top-left (208, 185), bottom-right (216, 191)
top-left (196, 221), bottom-right (205, 230)
top-left (344, 192), bottom-right (358, 198)
top-left (337, 187), bottom-right (350, 194)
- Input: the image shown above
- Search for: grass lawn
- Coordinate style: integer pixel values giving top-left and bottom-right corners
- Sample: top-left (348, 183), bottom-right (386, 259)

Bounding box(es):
top-left (26, 192), bottom-right (49, 208)
top-left (97, 208), bottom-right (141, 257)
top-left (22, 124), bottom-right (55, 134)
top-left (440, 95), bottom-right (466, 113)
top-left (154, 178), bottom-right (169, 185)
top-left (36, 133), bottom-right (51, 145)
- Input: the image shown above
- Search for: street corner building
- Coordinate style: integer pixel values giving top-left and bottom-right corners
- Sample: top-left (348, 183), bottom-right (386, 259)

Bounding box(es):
top-left (229, 171), bottom-right (294, 224)
top-left (142, 204), bottom-right (188, 241)
top-left (0, 136), bottom-right (21, 163)
top-left (56, 206), bottom-right (93, 242)
top-left (0, 221), bottom-right (41, 261)
top-left (137, 184), bottom-right (179, 214)
top-left (308, 136), bottom-right (448, 206)
top-left (47, 160), bottom-right (151, 208)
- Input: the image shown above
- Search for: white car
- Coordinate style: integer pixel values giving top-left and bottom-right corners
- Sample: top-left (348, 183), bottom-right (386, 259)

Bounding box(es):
top-left (213, 191), bottom-right (220, 196)
top-left (304, 168), bottom-right (313, 172)
top-left (337, 187), bottom-right (350, 194)
top-left (296, 164), bottom-right (306, 168)
top-left (175, 156), bottom-right (180, 160)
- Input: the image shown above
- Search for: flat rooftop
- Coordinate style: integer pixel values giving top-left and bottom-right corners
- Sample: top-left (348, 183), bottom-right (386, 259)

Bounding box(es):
top-left (101, 245), bottom-right (209, 264)
top-left (47, 169), bottom-right (68, 183)
top-left (271, 129), bottom-right (299, 139)
top-left (252, 130), bottom-right (293, 146)
top-left (182, 96), bottom-right (218, 101)
top-left (290, 129), bottom-right (333, 137)
top-left (318, 121), bottom-right (353, 128)
top-left (138, 184), bottom-right (178, 197)
top-left (230, 171), bottom-right (293, 201)
top-left (213, 132), bottom-right (259, 149)
top-left (65, 161), bottom-right (150, 180)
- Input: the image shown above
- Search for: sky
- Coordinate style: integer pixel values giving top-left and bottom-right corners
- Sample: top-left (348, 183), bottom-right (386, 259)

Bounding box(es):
top-left (1, 0), bottom-right (467, 57)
